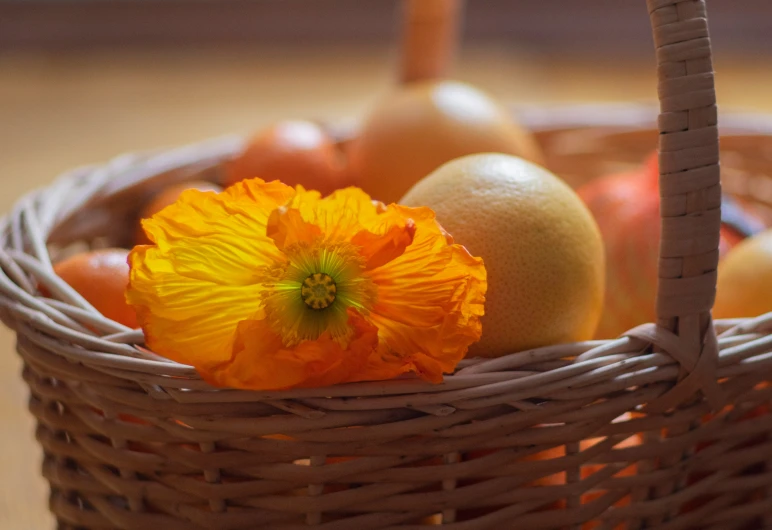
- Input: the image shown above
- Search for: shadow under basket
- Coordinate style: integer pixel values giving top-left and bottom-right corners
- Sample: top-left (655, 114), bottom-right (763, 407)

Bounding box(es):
top-left (3, 3), bottom-right (772, 529)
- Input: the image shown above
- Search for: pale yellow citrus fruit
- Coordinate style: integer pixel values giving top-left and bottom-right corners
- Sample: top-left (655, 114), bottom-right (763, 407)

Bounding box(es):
top-left (401, 153), bottom-right (605, 358)
top-left (713, 228), bottom-right (772, 319)
top-left (348, 80), bottom-right (543, 205)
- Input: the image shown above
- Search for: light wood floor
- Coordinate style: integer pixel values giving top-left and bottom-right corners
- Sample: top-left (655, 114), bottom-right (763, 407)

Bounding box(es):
top-left (1, 44), bottom-right (771, 528)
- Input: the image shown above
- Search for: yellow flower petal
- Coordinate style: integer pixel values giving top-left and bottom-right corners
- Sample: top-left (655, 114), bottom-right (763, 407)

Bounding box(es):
top-left (287, 187), bottom-right (384, 241)
top-left (128, 179), bottom-right (294, 369)
top-left (365, 206), bottom-right (487, 379)
top-left (224, 177), bottom-right (298, 206)
top-left (127, 246), bottom-right (264, 369)
top-left (210, 310), bottom-right (379, 390)
top-left (283, 187), bottom-right (421, 270)
top-left (128, 180), bottom-right (487, 390)
top-left (142, 179), bottom-right (295, 247)
top-left (351, 217), bottom-right (416, 271)
top-left (266, 206), bottom-right (323, 251)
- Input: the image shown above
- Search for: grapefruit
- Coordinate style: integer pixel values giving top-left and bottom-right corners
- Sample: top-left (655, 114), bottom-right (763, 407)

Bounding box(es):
top-left (401, 153), bottom-right (604, 358)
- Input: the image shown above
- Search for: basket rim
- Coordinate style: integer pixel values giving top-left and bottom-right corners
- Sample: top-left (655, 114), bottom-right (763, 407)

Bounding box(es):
top-left (327, 103), bottom-right (772, 145)
top-left (2, 103), bottom-right (772, 407)
top-left (515, 103), bottom-right (772, 134)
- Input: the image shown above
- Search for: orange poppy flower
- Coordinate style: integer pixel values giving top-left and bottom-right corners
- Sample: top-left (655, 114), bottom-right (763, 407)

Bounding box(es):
top-left (126, 179), bottom-right (486, 390)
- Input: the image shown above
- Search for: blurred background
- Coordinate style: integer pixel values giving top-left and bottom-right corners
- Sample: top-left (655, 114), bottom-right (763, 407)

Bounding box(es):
top-left (1, 0), bottom-right (772, 527)
top-left (2, 0), bottom-right (772, 212)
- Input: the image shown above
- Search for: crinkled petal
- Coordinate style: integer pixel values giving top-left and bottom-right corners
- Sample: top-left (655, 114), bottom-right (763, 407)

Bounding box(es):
top-left (285, 187), bottom-right (419, 270)
top-left (207, 310), bottom-right (380, 390)
top-left (128, 246), bottom-right (266, 369)
top-left (365, 206), bottom-right (487, 380)
top-left (351, 343), bottom-right (448, 384)
top-left (128, 179), bottom-right (294, 370)
top-left (286, 187), bottom-right (387, 241)
top-left (130, 180), bottom-right (487, 390)
top-left (266, 206), bottom-right (323, 251)
top-left (224, 177), bottom-right (298, 205)
top-left (352, 217), bottom-right (416, 271)
top-left (142, 179), bottom-right (295, 247)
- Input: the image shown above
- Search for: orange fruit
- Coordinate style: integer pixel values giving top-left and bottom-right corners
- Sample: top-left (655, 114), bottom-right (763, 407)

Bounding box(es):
top-left (713, 228), bottom-right (772, 319)
top-left (401, 153), bottom-right (604, 358)
top-left (225, 120), bottom-right (347, 194)
top-left (579, 429), bottom-right (642, 530)
top-left (89, 406), bottom-right (150, 428)
top-left (53, 248), bottom-right (137, 328)
top-left (578, 154), bottom-right (764, 339)
top-left (349, 80), bottom-right (544, 204)
top-left (577, 161), bottom-right (662, 339)
top-left (456, 446), bottom-right (565, 521)
top-left (458, 414), bottom-right (642, 525)
top-left (682, 392), bottom-right (770, 517)
top-left (135, 180), bottom-right (222, 244)
top-left (576, 151), bottom-right (658, 215)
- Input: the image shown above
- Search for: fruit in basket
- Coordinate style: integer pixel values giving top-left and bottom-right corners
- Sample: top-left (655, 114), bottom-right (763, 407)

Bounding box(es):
top-left (224, 120), bottom-right (347, 194)
top-left (456, 446), bottom-right (565, 520)
top-left (135, 180), bottom-right (222, 244)
top-left (720, 195), bottom-right (768, 250)
top-left (578, 154), bottom-right (766, 338)
top-left (579, 431), bottom-right (643, 530)
top-left (400, 153), bottom-right (604, 358)
top-left (578, 164), bottom-right (657, 339)
top-left (127, 180), bottom-right (486, 390)
top-left (51, 248), bottom-right (137, 328)
top-left (576, 151), bottom-right (659, 209)
top-left (349, 80), bottom-right (544, 204)
top-left (713, 228), bottom-right (772, 319)
top-left (458, 414), bottom-right (642, 526)
top-left (682, 394), bottom-right (770, 517)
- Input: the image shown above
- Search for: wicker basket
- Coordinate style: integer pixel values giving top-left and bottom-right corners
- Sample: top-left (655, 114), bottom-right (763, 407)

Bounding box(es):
top-left (3, 1), bottom-right (772, 528)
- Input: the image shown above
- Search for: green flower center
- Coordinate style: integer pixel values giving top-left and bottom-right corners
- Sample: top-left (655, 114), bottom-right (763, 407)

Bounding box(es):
top-left (301, 272), bottom-right (337, 310)
top-left (261, 241), bottom-right (376, 346)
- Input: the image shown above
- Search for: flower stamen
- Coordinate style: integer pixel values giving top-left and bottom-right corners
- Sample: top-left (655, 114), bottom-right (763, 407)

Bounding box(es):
top-left (301, 273), bottom-right (337, 310)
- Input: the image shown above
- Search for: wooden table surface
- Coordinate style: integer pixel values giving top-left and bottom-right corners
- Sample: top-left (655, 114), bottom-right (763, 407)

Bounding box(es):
top-left (1, 44), bottom-right (771, 529)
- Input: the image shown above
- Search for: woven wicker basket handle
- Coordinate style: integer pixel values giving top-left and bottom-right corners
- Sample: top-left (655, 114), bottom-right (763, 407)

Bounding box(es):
top-left (399, 0), bottom-right (724, 412)
top-left (646, 0), bottom-right (723, 412)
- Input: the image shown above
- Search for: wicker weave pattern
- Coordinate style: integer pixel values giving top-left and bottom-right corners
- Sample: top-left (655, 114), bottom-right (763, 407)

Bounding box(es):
top-left (0, 121), bottom-right (770, 529)
top-left (2, 1), bottom-right (772, 528)
top-left (645, 0), bottom-right (723, 418)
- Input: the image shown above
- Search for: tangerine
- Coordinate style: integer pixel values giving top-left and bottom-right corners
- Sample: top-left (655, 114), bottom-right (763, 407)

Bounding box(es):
top-left (225, 120), bottom-right (347, 194)
top-left (52, 248), bottom-right (137, 328)
top-left (578, 155), bottom-right (764, 338)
